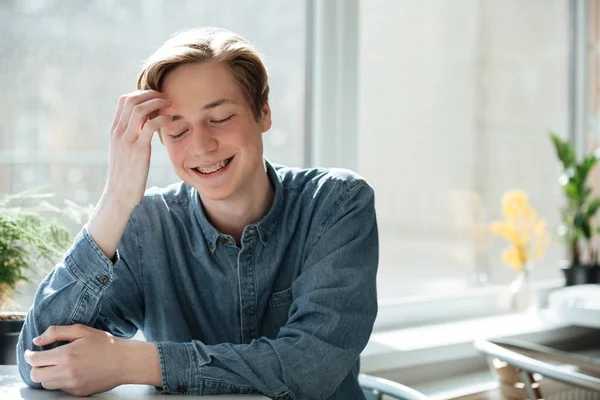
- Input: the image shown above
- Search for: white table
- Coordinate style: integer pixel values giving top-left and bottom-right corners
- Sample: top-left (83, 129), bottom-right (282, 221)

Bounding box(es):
top-left (0, 365), bottom-right (268, 399)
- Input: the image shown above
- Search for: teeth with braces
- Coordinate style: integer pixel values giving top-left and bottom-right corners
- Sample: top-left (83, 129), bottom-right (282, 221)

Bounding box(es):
top-left (196, 158), bottom-right (230, 174)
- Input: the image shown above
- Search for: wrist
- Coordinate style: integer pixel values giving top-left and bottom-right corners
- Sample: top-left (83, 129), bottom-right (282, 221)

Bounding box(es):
top-left (118, 338), bottom-right (162, 387)
top-left (98, 190), bottom-right (138, 215)
top-left (86, 193), bottom-right (135, 260)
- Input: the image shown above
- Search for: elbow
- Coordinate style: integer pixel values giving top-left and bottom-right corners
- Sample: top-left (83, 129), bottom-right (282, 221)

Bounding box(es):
top-left (16, 334), bottom-right (42, 389)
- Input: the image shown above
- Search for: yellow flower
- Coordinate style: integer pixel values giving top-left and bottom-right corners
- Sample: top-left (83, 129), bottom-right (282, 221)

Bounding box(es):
top-left (502, 191), bottom-right (532, 219)
top-left (502, 247), bottom-right (526, 271)
top-left (490, 221), bottom-right (520, 243)
top-left (490, 190), bottom-right (550, 271)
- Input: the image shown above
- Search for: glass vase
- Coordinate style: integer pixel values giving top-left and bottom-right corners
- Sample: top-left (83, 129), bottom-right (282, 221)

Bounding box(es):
top-left (509, 264), bottom-right (538, 313)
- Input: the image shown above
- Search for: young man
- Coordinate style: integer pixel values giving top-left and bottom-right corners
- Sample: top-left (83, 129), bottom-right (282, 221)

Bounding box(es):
top-left (17, 27), bottom-right (378, 399)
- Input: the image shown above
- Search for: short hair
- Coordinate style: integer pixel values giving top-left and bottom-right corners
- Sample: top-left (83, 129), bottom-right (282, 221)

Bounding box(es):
top-left (137, 27), bottom-right (269, 120)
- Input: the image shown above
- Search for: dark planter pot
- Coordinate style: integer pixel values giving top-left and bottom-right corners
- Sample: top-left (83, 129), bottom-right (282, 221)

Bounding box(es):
top-left (0, 312), bottom-right (25, 365)
top-left (560, 263), bottom-right (600, 286)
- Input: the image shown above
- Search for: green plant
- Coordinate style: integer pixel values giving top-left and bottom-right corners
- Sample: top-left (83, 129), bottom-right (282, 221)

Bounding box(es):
top-left (550, 132), bottom-right (600, 266)
top-left (0, 189), bottom-right (90, 310)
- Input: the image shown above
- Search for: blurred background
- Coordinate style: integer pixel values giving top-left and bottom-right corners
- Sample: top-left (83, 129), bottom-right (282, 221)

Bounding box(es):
top-left (0, 0), bottom-right (593, 318)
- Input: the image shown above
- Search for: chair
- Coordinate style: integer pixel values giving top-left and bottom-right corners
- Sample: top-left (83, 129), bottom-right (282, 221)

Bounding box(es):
top-left (474, 337), bottom-right (600, 399)
top-left (359, 373), bottom-right (431, 400)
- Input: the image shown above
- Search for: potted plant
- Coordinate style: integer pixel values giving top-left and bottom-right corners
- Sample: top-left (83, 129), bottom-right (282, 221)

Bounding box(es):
top-left (550, 133), bottom-right (600, 285)
top-left (0, 189), bottom-right (87, 364)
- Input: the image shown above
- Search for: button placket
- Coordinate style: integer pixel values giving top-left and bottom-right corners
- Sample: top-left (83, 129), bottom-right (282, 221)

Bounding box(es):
top-left (238, 231), bottom-right (258, 342)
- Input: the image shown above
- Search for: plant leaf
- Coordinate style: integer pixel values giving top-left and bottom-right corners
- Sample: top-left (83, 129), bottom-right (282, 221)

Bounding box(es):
top-left (550, 132), bottom-right (577, 169)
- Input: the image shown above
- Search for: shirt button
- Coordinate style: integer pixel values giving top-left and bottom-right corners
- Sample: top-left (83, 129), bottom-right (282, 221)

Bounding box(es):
top-left (99, 275), bottom-right (110, 285)
top-left (220, 237), bottom-right (228, 245)
top-left (177, 385), bottom-right (187, 393)
top-left (208, 242), bottom-right (214, 250)
top-left (262, 234), bottom-right (268, 243)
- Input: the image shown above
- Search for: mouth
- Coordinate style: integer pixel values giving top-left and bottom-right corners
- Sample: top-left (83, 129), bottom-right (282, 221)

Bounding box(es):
top-left (192, 156), bottom-right (234, 175)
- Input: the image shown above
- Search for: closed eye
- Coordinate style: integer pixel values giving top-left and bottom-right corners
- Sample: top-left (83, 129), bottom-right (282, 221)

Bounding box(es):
top-left (211, 115), bottom-right (233, 124)
top-left (170, 129), bottom-right (189, 140)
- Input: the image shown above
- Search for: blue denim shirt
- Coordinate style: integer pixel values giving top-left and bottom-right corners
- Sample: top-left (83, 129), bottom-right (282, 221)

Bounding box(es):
top-left (17, 161), bottom-right (379, 400)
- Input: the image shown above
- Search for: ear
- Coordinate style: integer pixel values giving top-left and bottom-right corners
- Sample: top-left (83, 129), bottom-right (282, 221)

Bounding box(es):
top-left (260, 101), bottom-right (272, 132)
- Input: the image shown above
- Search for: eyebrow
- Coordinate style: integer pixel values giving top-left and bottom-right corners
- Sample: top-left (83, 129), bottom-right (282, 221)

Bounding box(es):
top-left (171, 98), bottom-right (235, 121)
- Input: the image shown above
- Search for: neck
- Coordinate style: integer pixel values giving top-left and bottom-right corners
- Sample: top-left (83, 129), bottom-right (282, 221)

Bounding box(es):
top-left (200, 164), bottom-right (274, 244)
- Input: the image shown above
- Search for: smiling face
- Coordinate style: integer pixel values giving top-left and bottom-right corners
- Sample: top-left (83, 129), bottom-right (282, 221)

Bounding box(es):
top-left (159, 61), bottom-right (271, 201)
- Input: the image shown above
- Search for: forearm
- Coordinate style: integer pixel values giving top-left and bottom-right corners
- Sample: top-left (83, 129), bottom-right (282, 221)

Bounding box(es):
top-left (154, 332), bottom-right (362, 399)
top-left (17, 270), bottom-right (82, 388)
top-left (17, 229), bottom-right (124, 387)
top-left (17, 259), bottom-right (102, 386)
top-left (86, 193), bottom-right (135, 260)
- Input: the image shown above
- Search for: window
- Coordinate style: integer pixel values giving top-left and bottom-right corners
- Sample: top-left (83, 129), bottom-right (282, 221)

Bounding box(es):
top-left (0, 0), bottom-right (308, 310)
top-left (354, 1), bottom-right (570, 304)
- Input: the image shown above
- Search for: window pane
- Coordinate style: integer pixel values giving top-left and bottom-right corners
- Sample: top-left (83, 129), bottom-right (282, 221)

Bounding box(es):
top-left (358, 0), bottom-right (569, 300)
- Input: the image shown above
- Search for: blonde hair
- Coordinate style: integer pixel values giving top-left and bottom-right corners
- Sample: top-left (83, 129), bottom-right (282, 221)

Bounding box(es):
top-left (137, 27), bottom-right (269, 120)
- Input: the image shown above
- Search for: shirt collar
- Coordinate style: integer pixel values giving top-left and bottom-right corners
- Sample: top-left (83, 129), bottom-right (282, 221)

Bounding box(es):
top-left (256, 160), bottom-right (283, 246)
top-left (190, 159), bottom-right (283, 252)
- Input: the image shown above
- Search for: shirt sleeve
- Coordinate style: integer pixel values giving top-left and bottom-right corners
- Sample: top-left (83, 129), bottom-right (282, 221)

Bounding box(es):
top-left (154, 181), bottom-right (378, 400)
top-left (17, 220), bottom-right (145, 388)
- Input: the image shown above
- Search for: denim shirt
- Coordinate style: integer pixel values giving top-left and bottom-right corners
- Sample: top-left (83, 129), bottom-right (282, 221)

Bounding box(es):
top-left (17, 161), bottom-right (379, 400)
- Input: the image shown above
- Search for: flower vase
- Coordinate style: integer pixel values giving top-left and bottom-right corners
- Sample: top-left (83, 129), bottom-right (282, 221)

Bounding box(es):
top-left (509, 265), bottom-right (537, 312)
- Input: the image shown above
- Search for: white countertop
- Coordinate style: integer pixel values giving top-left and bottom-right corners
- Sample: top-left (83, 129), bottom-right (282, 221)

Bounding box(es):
top-left (0, 365), bottom-right (268, 399)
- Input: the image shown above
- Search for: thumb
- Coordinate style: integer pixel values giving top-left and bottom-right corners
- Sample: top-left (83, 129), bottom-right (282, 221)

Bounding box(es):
top-left (33, 325), bottom-right (88, 346)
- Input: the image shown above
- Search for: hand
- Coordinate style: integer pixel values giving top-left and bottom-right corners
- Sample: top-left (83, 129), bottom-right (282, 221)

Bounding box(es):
top-left (24, 324), bottom-right (128, 396)
top-left (104, 90), bottom-right (172, 210)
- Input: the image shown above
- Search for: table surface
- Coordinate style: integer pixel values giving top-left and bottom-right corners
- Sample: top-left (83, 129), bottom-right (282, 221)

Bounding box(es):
top-left (0, 365), bottom-right (268, 399)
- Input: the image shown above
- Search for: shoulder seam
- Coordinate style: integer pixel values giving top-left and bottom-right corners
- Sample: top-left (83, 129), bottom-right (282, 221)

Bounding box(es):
top-left (317, 180), bottom-right (369, 240)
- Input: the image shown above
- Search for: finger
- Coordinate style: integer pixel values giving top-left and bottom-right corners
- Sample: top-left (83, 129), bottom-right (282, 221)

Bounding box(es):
top-left (32, 333), bottom-right (56, 347)
top-left (117, 90), bottom-right (166, 133)
top-left (139, 115), bottom-right (172, 144)
top-left (25, 348), bottom-right (61, 367)
top-left (110, 95), bottom-right (127, 132)
top-left (40, 379), bottom-right (63, 390)
top-left (40, 378), bottom-right (76, 391)
top-left (123, 98), bottom-right (172, 141)
top-left (34, 324), bottom-right (88, 346)
top-left (30, 365), bottom-right (66, 383)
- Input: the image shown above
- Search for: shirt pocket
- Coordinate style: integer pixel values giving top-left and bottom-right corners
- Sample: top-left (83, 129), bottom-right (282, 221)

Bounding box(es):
top-left (268, 287), bottom-right (293, 327)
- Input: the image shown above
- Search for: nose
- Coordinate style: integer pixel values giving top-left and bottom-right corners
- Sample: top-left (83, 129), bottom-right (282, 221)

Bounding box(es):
top-left (189, 124), bottom-right (217, 155)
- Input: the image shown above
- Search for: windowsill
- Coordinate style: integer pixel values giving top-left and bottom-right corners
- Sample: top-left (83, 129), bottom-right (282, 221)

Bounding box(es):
top-left (360, 308), bottom-right (577, 398)
top-left (373, 278), bottom-right (564, 331)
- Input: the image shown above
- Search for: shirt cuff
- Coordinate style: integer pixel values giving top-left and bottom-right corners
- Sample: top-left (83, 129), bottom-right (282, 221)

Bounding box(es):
top-left (154, 341), bottom-right (201, 394)
top-left (64, 227), bottom-right (120, 296)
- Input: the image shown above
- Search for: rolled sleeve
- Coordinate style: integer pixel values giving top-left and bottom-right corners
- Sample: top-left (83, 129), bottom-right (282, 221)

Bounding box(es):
top-left (64, 227), bottom-right (119, 295)
top-left (155, 341), bottom-right (201, 394)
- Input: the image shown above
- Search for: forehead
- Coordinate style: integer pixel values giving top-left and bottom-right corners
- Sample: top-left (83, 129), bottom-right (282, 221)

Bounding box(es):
top-left (160, 62), bottom-right (244, 105)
